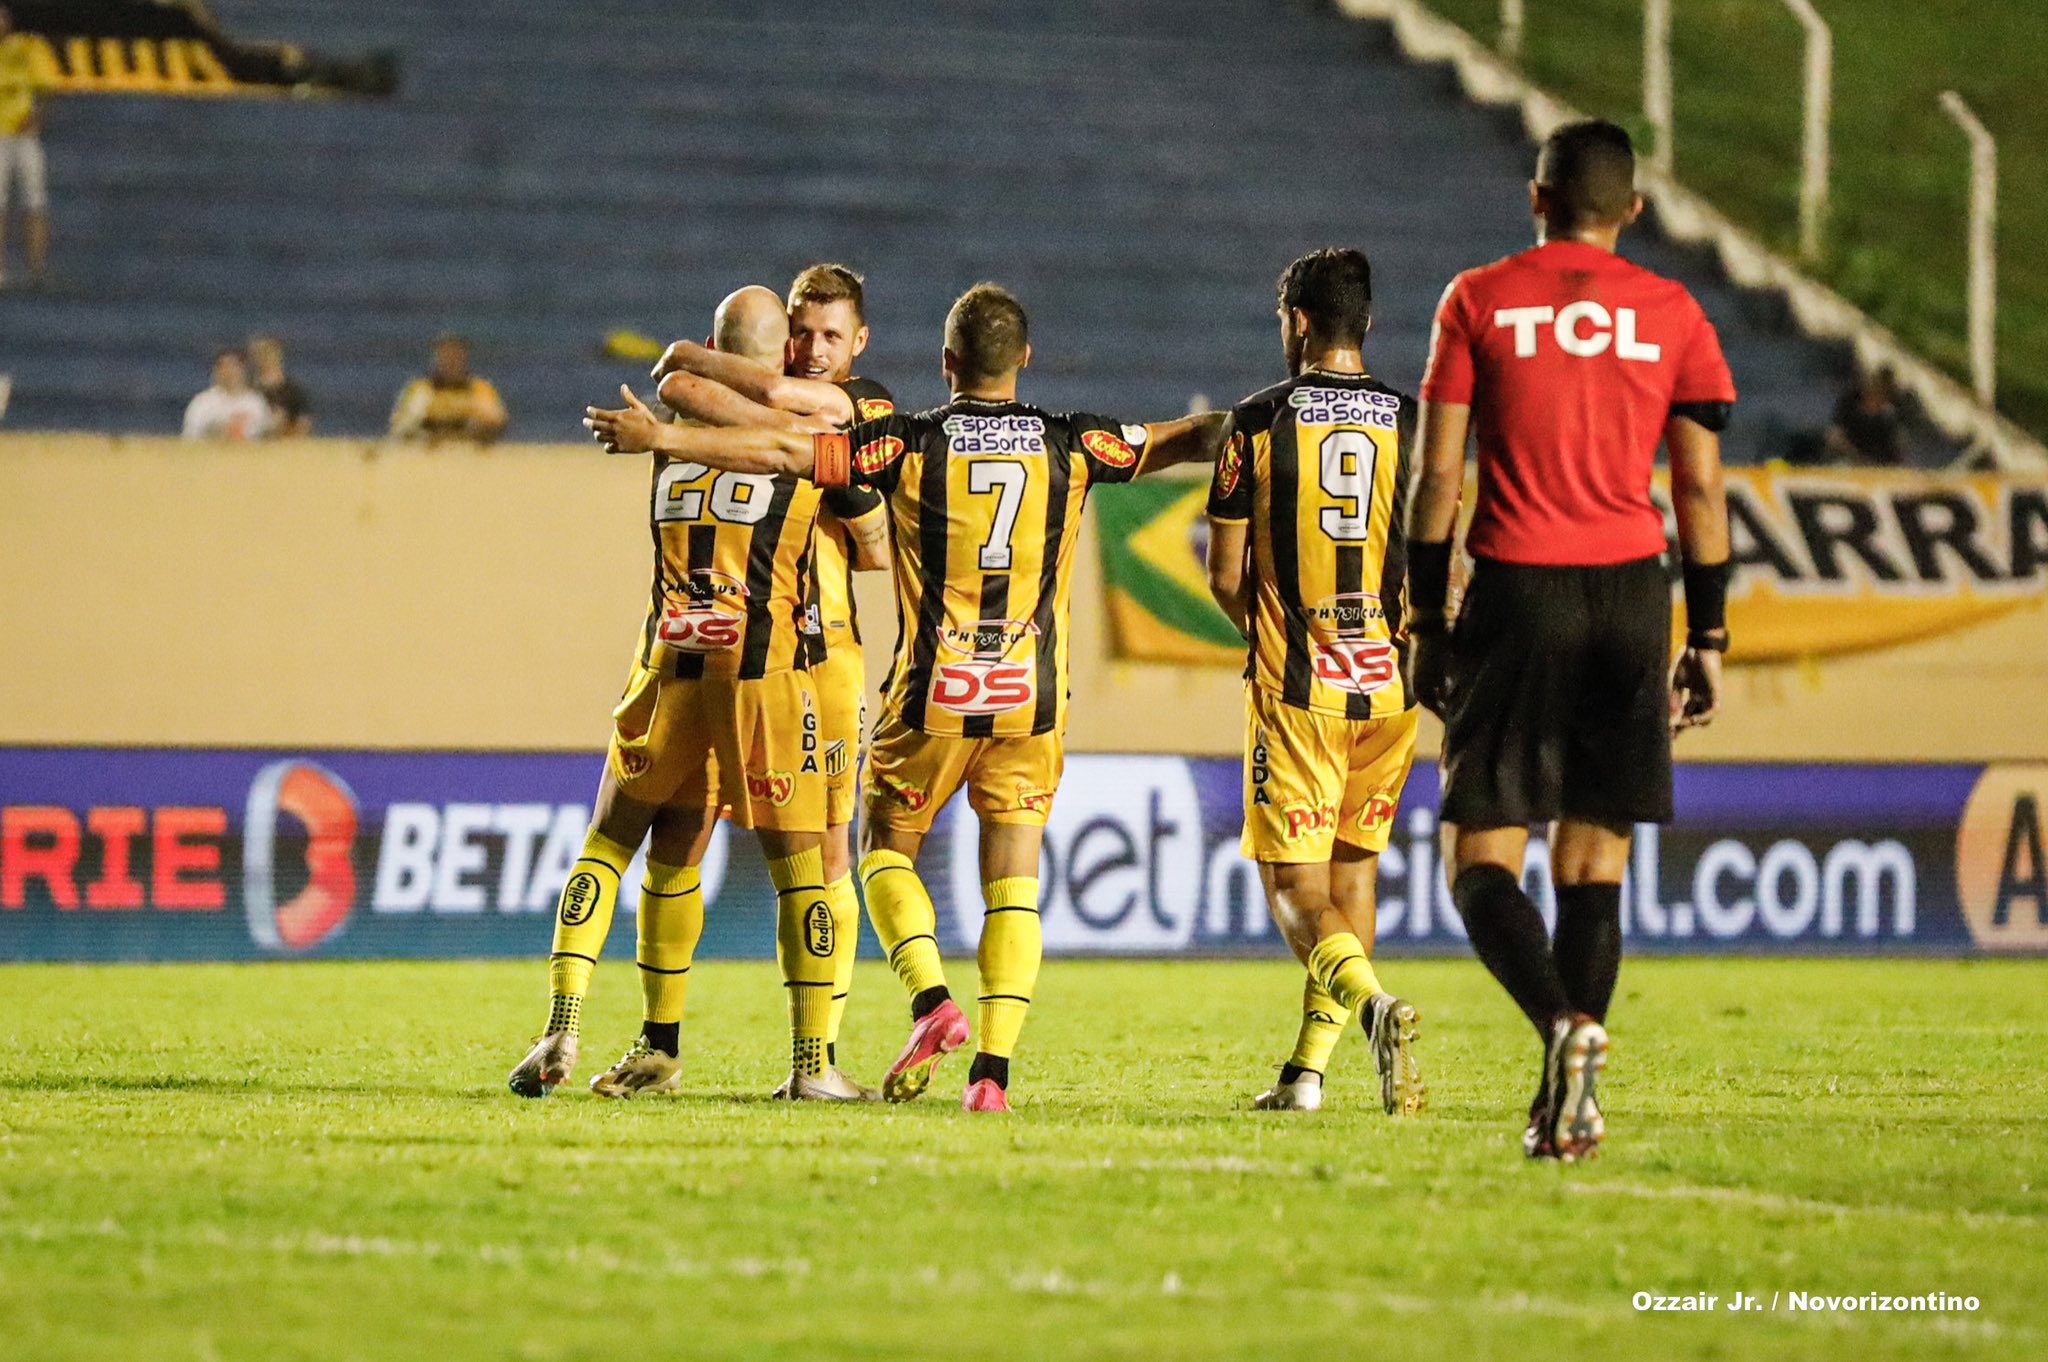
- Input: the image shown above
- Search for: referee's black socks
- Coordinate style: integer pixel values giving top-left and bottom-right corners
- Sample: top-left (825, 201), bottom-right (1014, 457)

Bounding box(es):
top-left (1553, 882), bottom-right (1623, 1022)
top-left (1451, 864), bottom-right (1573, 1038)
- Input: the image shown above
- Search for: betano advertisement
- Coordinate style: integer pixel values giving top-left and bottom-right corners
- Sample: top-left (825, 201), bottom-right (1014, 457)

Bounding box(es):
top-left (2, 749), bottom-right (2042, 961)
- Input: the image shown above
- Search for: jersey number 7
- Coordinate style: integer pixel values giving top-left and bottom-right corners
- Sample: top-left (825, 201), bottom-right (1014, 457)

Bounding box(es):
top-left (968, 460), bottom-right (1028, 570)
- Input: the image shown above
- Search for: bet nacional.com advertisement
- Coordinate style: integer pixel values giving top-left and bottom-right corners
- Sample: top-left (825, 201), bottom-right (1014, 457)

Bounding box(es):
top-left (0, 748), bottom-right (2041, 961)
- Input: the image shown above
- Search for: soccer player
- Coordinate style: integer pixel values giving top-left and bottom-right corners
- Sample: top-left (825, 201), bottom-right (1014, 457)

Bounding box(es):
top-left (508, 285), bottom-right (880, 1102)
top-left (588, 283), bottom-right (1225, 1113)
top-left (1406, 121), bottom-right (1736, 1160)
top-left (1205, 249), bottom-right (1424, 1117)
top-left (650, 263), bottom-right (896, 1097)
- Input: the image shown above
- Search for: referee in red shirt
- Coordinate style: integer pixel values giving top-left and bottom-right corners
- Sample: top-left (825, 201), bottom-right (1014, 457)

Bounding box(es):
top-left (1406, 121), bottom-right (1736, 1162)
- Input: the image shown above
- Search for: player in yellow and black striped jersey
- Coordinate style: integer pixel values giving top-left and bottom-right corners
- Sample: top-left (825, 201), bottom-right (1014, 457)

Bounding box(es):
top-left (511, 286), bottom-right (867, 1105)
top-left (1206, 249), bottom-right (1425, 1118)
top-left (647, 263), bottom-right (897, 1099)
top-left (587, 281), bottom-right (1226, 1114)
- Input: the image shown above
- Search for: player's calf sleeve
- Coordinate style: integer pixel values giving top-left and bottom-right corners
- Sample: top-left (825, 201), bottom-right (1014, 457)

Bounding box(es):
top-left (544, 828), bottom-right (637, 1035)
top-left (1305, 932), bottom-right (1383, 1015)
top-left (1552, 882), bottom-right (1623, 1023)
top-left (976, 876), bottom-right (1042, 1066)
top-left (824, 874), bottom-right (861, 1047)
top-left (859, 850), bottom-right (948, 1007)
top-left (1286, 976), bottom-right (1351, 1079)
top-left (637, 862), bottom-right (703, 1051)
top-left (770, 848), bottom-right (834, 1076)
top-left (1451, 864), bottom-right (1574, 1038)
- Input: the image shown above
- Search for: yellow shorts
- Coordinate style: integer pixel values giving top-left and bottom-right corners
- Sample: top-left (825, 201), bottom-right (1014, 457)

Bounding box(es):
top-left (862, 711), bottom-right (1064, 836)
top-left (606, 661), bottom-right (825, 832)
top-left (1243, 686), bottom-right (1419, 863)
top-left (813, 641), bottom-right (867, 828)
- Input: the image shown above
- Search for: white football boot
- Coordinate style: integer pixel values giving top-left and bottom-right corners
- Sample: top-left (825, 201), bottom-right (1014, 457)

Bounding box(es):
top-left (588, 1037), bottom-right (683, 1099)
top-left (1252, 1069), bottom-right (1325, 1111)
top-left (507, 1031), bottom-right (579, 1099)
top-left (776, 1065), bottom-right (879, 1101)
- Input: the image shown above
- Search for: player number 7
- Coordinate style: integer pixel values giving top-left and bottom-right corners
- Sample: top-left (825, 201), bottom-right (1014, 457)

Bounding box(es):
top-left (968, 459), bottom-right (1028, 570)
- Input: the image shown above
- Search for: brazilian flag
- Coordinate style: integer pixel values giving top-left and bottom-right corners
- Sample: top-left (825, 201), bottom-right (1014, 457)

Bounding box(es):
top-left (1092, 480), bottom-right (1244, 666)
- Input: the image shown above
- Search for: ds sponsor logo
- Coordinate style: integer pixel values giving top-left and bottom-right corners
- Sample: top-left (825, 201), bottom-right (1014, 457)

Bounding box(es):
top-left (1312, 638), bottom-right (1396, 695)
top-left (931, 660), bottom-right (1034, 716)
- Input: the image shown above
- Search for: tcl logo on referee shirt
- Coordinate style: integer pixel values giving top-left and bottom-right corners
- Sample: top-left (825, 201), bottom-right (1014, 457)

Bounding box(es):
top-left (1492, 303), bottom-right (1662, 361)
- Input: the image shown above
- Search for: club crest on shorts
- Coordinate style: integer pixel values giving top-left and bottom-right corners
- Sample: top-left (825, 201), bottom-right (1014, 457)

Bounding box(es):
top-left (558, 870), bottom-right (603, 926)
top-left (804, 899), bottom-right (835, 957)
top-left (825, 739), bottom-right (849, 779)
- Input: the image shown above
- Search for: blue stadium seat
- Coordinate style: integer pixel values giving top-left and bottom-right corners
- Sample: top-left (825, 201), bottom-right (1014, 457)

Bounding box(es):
top-left (0, 0), bottom-right (1952, 463)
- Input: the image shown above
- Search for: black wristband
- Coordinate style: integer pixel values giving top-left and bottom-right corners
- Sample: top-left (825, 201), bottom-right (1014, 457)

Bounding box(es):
top-left (1408, 539), bottom-right (1453, 624)
top-left (1682, 557), bottom-right (1732, 635)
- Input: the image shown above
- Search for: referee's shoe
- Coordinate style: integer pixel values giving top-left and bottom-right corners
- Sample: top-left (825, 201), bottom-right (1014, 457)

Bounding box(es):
top-left (1525, 1014), bottom-right (1609, 1161)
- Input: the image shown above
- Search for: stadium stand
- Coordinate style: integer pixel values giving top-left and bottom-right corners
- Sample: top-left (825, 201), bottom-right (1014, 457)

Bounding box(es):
top-left (0, 0), bottom-right (1958, 463)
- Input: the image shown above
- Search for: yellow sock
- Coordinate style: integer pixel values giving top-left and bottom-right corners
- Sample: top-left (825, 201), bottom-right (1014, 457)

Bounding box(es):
top-left (1306, 931), bottom-right (1384, 1016)
top-left (824, 874), bottom-right (861, 1047)
top-left (637, 861), bottom-right (703, 1026)
top-left (771, 848), bottom-right (834, 1076)
top-left (860, 850), bottom-right (947, 1002)
top-left (544, 828), bottom-right (636, 1035)
top-left (1288, 976), bottom-right (1351, 1075)
top-left (976, 876), bottom-right (1042, 1061)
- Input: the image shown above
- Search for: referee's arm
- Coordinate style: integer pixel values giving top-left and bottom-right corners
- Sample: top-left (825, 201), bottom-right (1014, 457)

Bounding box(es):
top-left (1667, 410), bottom-right (1733, 730)
top-left (1401, 400), bottom-right (1469, 716)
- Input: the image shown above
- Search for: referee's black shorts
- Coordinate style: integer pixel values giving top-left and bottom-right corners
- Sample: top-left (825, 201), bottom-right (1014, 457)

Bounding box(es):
top-left (1439, 553), bottom-right (1673, 829)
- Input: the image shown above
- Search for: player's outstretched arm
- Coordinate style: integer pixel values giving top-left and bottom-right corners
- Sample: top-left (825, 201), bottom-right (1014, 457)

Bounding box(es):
top-left (1136, 411), bottom-right (1229, 475)
top-left (584, 386), bottom-right (822, 477)
top-left (651, 341), bottom-right (856, 425)
top-left (1205, 517), bottom-right (1252, 640)
top-left (658, 371), bottom-right (832, 434)
top-left (1667, 412), bottom-right (1733, 732)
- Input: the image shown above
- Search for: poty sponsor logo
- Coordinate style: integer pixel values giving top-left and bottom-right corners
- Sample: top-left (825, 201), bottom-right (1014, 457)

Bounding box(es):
top-left (1355, 790), bottom-right (1397, 834)
top-left (943, 413), bottom-right (1046, 456)
top-left (1282, 803), bottom-right (1338, 840)
top-left (746, 770), bottom-right (797, 808)
top-left (1288, 386), bottom-right (1401, 427)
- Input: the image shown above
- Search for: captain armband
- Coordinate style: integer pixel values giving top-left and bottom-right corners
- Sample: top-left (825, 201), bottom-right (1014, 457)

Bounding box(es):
top-left (811, 431), bottom-right (852, 488)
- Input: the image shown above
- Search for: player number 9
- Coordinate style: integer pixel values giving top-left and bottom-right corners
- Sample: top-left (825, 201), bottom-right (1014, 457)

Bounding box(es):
top-left (1318, 430), bottom-right (1377, 541)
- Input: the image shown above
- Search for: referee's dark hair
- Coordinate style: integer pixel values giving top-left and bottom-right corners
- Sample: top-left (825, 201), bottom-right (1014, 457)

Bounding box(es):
top-left (1277, 248), bottom-right (1374, 345)
top-left (1535, 120), bottom-right (1639, 231)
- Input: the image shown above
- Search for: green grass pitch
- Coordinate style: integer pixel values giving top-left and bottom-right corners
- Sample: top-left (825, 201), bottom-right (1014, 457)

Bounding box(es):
top-left (1, 957), bottom-right (2041, 1361)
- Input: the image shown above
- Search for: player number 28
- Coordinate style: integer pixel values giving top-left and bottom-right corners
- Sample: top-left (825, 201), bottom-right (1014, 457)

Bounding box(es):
top-left (1318, 430), bottom-right (1377, 541)
top-left (654, 462), bottom-right (777, 525)
top-left (968, 460), bottom-right (1028, 570)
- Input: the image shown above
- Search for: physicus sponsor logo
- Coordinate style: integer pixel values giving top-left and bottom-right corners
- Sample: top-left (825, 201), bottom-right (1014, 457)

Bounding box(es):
top-left (747, 770), bottom-right (797, 808)
top-left (1954, 763), bottom-right (2048, 951)
top-left (943, 413), bottom-right (1046, 456)
top-left (1288, 385), bottom-right (1401, 427)
top-left (856, 434), bottom-right (904, 474)
top-left (243, 760), bottom-right (359, 953)
top-left (1308, 592), bottom-right (1385, 631)
top-left (944, 617), bottom-right (1038, 658)
top-left (856, 397), bottom-right (895, 420)
top-left (1081, 428), bottom-right (1138, 469)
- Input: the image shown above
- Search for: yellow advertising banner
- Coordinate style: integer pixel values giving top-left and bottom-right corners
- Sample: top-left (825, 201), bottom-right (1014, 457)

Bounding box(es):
top-left (1095, 468), bottom-right (2048, 667)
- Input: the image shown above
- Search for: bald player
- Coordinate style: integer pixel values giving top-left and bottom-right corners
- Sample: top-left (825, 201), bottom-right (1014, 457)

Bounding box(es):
top-left (510, 286), bottom-right (880, 1102)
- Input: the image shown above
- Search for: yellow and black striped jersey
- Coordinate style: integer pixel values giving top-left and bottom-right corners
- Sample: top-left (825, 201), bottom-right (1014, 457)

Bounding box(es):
top-left (844, 398), bottom-right (1151, 738)
top-left (814, 376), bottom-right (894, 649)
top-left (638, 448), bottom-right (874, 682)
top-left (1208, 369), bottom-right (1416, 720)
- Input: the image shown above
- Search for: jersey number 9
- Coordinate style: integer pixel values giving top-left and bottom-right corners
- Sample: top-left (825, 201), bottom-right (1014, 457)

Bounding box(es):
top-left (1317, 431), bottom-right (1377, 542)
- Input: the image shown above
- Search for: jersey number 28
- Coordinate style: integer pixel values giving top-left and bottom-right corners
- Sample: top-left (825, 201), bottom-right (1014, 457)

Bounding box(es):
top-left (655, 462), bottom-right (777, 525)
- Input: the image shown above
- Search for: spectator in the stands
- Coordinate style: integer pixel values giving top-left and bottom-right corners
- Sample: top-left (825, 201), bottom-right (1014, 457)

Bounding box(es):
top-left (183, 349), bottom-right (271, 440)
top-left (0, 4), bottom-right (52, 288)
top-left (390, 334), bottom-right (508, 444)
top-left (249, 335), bottom-right (312, 436)
top-left (1824, 367), bottom-right (1904, 466)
